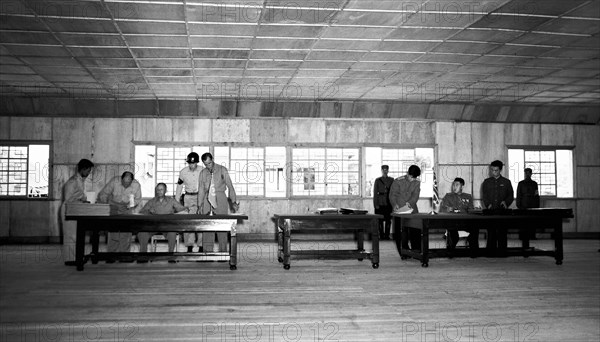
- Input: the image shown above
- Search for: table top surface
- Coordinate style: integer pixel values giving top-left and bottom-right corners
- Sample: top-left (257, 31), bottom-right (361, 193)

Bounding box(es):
top-left (274, 213), bottom-right (383, 219)
top-left (67, 214), bottom-right (248, 220)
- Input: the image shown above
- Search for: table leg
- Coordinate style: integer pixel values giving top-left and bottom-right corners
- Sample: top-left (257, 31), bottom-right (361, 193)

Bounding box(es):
top-left (75, 224), bottom-right (85, 271)
top-left (396, 217), bottom-right (408, 260)
top-left (554, 220), bottom-right (563, 265)
top-left (277, 219), bottom-right (283, 263)
top-left (91, 231), bottom-right (99, 264)
top-left (283, 219), bottom-right (291, 270)
top-left (357, 227), bottom-right (365, 260)
top-left (421, 224), bottom-right (429, 268)
top-left (229, 232), bottom-right (237, 270)
top-left (371, 219), bottom-right (379, 269)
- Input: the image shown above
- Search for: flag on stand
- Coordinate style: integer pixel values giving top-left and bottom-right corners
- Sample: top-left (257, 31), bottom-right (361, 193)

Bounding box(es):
top-left (432, 168), bottom-right (440, 209)
top-left (208, 172), bottom-right (217, 210)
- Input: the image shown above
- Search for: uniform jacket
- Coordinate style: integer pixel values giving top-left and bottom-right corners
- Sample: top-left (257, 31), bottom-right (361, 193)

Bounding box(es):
top-left (389, 175), bottom-right (421, 213)
top-left (481, 175), bottom-right (514, 209)
top-left (373, 176), bottom-right (394, 207)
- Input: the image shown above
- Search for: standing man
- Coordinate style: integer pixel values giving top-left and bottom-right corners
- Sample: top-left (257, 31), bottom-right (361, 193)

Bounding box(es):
top-left (197, 152), bottom-right (238, 253)
top-left (389, 165), bottom-right (421, 251)
top-left (481, 160), bottom-right (514, 255)
top-left (98, 171), bottom-right (142, 262)
top-left (516, 167), bottom-right (540, 243)
top-left (176, 152), bottom-right (202, 253)
top-left (373, 165), bottom-right (394, 240)
top-left (137, 183), bottom-right (191, 263)
top-left (440, 177), bottom-right (478, 252)
top-left (61, 159), bottom-right (94, 266)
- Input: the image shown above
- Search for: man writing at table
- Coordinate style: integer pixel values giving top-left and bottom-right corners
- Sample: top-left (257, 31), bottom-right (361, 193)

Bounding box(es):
top-left (98, 171), bottom-right (142, 263)
top-left (389, 164), bottom-right (421, 251)
top-left (137, 183), bottom-right (192, 263)
top-left (440, 177), bottom-right (478, 253)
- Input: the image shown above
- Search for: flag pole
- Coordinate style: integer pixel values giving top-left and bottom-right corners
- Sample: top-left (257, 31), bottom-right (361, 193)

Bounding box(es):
top-left (430, 167), bottom-right (439, 215)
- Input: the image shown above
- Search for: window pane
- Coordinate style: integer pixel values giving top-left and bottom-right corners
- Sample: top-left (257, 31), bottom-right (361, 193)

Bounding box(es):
top-left (9, 146), bottom-right (27, 159)
top-left (508, 148), bottom-right (525, 190)
top-left (134, 145), bottom-right (156, 199)
top-left (28, 145), bottom-right (49, 197)
top-left (0, 146), bottom-right (8, 158)
top-left (8, 183), bottom-right (26, 196)
top-left (541, 151), bottom-right (555, 161)
top-left (556, 150), bottom-right (574, 197)
top-left (525, 151), bottom-right (539, 161)
top-left (265, 147), bottom-right (286, 198)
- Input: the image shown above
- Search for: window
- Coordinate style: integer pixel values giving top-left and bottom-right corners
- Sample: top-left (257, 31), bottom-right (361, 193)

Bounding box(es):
top-left (134, 145), bottom-right (286, 198)
top-left (215, 146), bottom-right (286, 197)
top-left (134, 145), bottom-right (209, 197)
top-left (0, 144), bottom-right (50, 197)
top-left (508, 148), bottom-right (573, 197)
top-left (364, 147), bottom-right (435, 197)
top-left (291, 148), bottom-right (360, 196)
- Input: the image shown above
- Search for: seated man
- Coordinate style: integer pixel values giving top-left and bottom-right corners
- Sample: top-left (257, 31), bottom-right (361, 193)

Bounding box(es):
top-left (440, 178), bottom-right (478, 252)
top-left (137, 183), bottom-right (192, 263)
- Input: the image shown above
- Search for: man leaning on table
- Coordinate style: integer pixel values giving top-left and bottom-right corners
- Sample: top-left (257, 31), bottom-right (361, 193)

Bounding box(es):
top-left (61, 158), bottom-right (94, 266)
top-left (389, 165), bottom-right (421, 251)
top-left (440, 177), bottom-right (479, 253)
top-left (137, 183), bottom-right (192, 263)
top-left (197, 152), bottom-right (238, 253)
top-left (97, 171), bottom-right (142, 263)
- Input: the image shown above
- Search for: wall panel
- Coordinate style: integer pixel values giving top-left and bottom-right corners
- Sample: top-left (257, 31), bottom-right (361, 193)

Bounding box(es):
top-left (472, 123), bottom-right (506, 164)
top-left (437, 122), bottom-right (472, 164)
top-left (363, 121), bottom-right (400, 144)
top-left (172, 118), bottom-right (211, 142)
top-left (10, 117), bottom-right (52, 140)
top-left (504, 123), bottom-right (541, 146)
top-left (52, 118), bottom-right (94, 163)
top-left (93, 118), bottom-right (133, 163)
top-left (212, 119), bottom-right (250, 142)
top-left (577, 167), bottom-right (600, 199)
top-left (133, 118), bottom-right (173, 142)
top-left (288, 119), bottom-right (326, 143)
top-left (0, 201), bottom-right (9, 237)
top-left (575, 125), bottom-right (600, 166)
top-left (249, 119), bottom-right (287, 144)
top-left (326, 120), bottom-right (364, 144)
top-left (51, 164), bottom-right (75, 200)
top-left (541, 124), bottom-right (574, 146)
top-left (400, 121), bottom-right (435, 144)
top-left (9, 201), bottom-right (50, 237)
top-left (576, 200), bottom-right (600, 233)
top-left (0, 117), bottom-right (9, 139)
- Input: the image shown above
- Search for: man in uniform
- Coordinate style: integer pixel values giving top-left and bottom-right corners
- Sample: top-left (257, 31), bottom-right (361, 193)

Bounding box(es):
top-left (98, 171), bottom-right (142, 262)
top-left (440, 177), bottom-right (478, 252)
top-left (61, 159), bottom-right (94, 266)
top-left (197, 152), bottom-right (238, 253)
top-left (389, 165), bottom-right (421, 251)
top-left (138, 183), bottom-right (191, 263)
top-left (516, 167), bottom-right (540, 243)
top-left (176, 152), bottom-right (202, 253)
top-left (481, 160), bottom-right (514, 256)
top-left (373, 165), bottom-right (394, 240)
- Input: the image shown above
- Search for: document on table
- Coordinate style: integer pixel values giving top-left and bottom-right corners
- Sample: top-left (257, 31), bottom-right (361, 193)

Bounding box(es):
top-left (393, 205), bottom-right (413, 214)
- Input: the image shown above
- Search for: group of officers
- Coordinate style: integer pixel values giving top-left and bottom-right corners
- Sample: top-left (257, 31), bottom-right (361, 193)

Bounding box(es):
top-left (61, 152), bottom-right (238, 266)
top-left (61, 152), bottom-right (540, 265)
top-left (373, 160), bottom-right (540, 254)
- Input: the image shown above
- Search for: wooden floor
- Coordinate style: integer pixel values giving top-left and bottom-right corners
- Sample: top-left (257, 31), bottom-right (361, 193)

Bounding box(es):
top-left (1, 238), bottom-right (599, 342)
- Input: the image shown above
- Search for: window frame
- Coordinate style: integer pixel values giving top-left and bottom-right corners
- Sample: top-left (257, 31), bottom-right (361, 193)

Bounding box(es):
top-left (289, 144), bottom-right (362, 198)
top-left (0, 140), bottom-right (53, 201)
top-left (507, 145), bottom-right (575, 198)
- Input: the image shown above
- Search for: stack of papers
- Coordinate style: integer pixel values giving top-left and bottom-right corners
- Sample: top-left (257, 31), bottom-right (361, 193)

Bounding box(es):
top-left (316, 208), bottom-right (340, 215)
top-left (66, 203), bottom-right (115, 216)
top-left (340, 208), bottom-right (368, 215)
top-left (393, 205), bottom-right (413, 214)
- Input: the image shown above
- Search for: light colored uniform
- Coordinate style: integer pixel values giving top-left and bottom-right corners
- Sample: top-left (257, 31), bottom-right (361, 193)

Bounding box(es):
top-left (98, 176), bottom-right (142, 253)
top-left (176, 166), bottom-right (202, 247)
top-left (137, 197), bottom-right (187, 253)
top-left (61, 173), bottom-right (87, 262)
top-left (197, 164), bottom-right (237, 252)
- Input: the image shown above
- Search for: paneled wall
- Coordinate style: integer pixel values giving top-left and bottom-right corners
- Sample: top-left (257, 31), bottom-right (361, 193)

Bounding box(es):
top-left (1, 116), bottom-right (598, 242)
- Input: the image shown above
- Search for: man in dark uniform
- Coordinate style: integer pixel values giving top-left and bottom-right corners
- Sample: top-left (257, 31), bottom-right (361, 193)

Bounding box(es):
top-left (373, 165), bottom-right (394, 240)
top-left (390, 165), bottom-right (421, 251)
top-left (440, 177), bottom-right (478, 252)
top-left (481, 160), bottom-right (514, 255)
top-left (516, 167), bottom-right (540, 243)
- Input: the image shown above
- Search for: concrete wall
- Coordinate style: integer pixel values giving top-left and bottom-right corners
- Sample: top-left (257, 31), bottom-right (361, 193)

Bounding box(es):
top-left (1, 116), bottom-right (599, 241)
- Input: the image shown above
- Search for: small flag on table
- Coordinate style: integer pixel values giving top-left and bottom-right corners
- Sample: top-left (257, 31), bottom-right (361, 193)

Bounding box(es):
top-left (432, 168), bottom-right (440, 213)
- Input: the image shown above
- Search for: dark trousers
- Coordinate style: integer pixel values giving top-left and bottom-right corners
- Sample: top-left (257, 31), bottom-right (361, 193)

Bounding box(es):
top-left (447, 229), bottom-right (480, 249)
top-left (486, 227), bottom-right (508, 255)
top-left (401, 228), bottom-right (422, 251)
top-left (375, 205), bottom-right (392, 239)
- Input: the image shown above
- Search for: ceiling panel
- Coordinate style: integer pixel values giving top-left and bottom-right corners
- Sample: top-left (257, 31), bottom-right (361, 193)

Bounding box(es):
top-left (0, 0), bottom-right (597, 105)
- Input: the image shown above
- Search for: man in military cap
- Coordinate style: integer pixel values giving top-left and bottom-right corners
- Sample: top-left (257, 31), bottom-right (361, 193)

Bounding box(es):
top-left (373, 165), bottom-right (394, 240)
top-left (176, 152), bottom-right (202, 253)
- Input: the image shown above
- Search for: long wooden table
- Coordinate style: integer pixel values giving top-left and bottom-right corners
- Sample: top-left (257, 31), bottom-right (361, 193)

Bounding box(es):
top-left (393, 208), bottom-right (573, 267)
top-left (274, 214), bottom-right (382, 270)
top-left (66, 214), bottom-right (248, 271)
